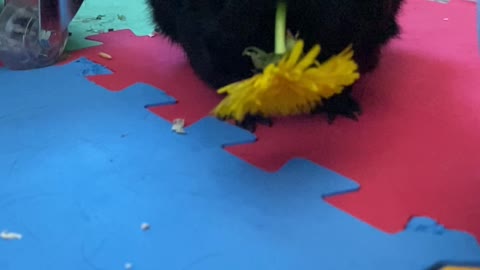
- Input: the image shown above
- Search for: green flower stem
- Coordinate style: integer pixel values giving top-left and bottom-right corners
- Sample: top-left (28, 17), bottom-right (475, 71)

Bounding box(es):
top-left (275, 0), bottom-right (287, 55)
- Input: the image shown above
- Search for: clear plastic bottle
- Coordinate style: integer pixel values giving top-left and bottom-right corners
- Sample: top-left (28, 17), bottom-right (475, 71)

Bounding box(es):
top-left (0, 0), bottom-right (70, 70)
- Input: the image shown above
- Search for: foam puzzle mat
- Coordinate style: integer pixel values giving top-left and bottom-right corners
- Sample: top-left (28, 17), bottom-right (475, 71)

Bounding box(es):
top-left (65, 0), bottom-right (155, 51)
top-left (1, 0), bottom-right (480, 269)
top-left (1, 57), bottom-right (480, 270)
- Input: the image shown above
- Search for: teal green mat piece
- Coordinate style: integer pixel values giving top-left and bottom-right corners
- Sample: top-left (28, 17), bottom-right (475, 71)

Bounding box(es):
top-left (66, 0), bottom-right (156, 51)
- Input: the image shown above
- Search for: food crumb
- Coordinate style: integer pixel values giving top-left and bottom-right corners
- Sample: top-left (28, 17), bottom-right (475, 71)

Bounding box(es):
top-left (0, 230), bottom-right (22, 240)
top-left (172, 118), bottom-right (186, 134)
top-left (141, 222), bottom-right (150, 231)
top-left (98, 52), bottom-right (112, 60)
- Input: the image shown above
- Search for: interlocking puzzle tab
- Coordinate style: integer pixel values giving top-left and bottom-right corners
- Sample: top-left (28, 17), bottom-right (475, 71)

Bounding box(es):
top-left (0, 59), bottom-right (479, 270)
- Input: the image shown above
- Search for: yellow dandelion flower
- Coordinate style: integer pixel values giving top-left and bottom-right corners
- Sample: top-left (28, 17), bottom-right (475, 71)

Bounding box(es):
top-left (212, 0), bottom-right (361, 123)
top-left (212, 40), bottom-right (360, 122)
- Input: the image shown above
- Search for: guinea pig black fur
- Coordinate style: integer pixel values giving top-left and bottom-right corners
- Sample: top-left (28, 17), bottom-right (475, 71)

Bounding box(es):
top-left (147, 0), bottom-right (405, 130)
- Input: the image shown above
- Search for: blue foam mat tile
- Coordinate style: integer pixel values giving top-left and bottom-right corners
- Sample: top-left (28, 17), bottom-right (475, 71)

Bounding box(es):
top-left (0, 58), bottom-right (480, 270)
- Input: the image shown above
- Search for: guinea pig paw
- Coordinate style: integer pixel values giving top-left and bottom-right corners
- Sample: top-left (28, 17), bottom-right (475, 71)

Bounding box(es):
top-left (314, 89), bottom-right (362, 124)
top-left (235, 114), bottom-right (273, 133)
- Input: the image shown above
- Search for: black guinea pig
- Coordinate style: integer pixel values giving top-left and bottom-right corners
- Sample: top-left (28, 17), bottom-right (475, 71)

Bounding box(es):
top-left (147, 0), bottom-right (405, 130)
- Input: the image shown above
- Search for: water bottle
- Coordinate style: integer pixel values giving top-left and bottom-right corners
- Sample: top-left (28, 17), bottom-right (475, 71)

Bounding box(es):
top-left (0, 0), bottom-right (83, 70)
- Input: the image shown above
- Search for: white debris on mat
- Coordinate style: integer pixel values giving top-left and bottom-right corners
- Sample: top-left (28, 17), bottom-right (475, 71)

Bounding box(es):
top-left (148, 32), bottom-right (156, 37)
top-left (172, 118), bottom-right (186, 134)
top-left (0, 230), bottom-right (22, 240)
top-left (98, 52), bottom-right (113, 60)
top-left (141, 222), bottom-right (150, 231)
top-left (124, 262), bottom-right (133, 269)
